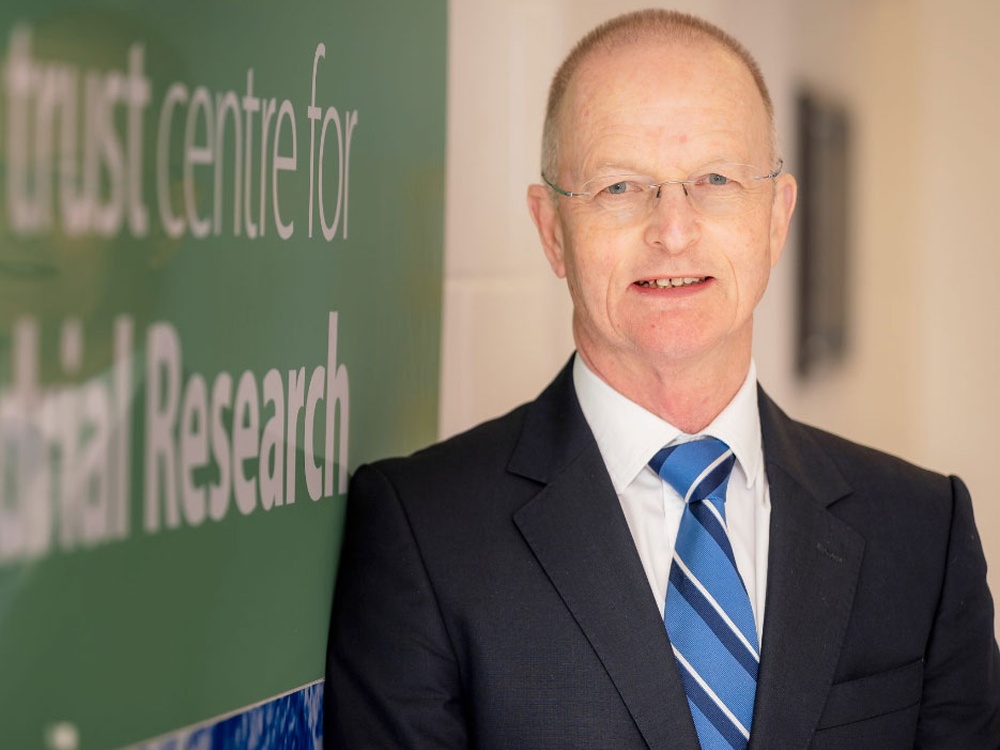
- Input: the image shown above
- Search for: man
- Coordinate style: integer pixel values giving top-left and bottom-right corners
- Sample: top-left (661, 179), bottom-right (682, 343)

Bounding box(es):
top-left (325, 9), bottom-right (1000, 749)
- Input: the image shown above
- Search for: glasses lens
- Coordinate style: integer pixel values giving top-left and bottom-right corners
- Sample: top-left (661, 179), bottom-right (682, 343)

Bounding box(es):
top-left (574, 163), bottom-right (774, 223)
top-left (589, 178), bottom-right (652, 221)
top-left (685, 164), bottom-right (760, 216)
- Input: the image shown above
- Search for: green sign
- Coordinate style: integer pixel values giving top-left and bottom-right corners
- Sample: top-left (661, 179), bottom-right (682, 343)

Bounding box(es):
top-left (0, 1), bottom-right (447, 747)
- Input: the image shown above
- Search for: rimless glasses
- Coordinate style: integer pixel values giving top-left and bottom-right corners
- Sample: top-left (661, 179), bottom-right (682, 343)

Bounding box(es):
top-left (542, 160), bottom-right (783, 224)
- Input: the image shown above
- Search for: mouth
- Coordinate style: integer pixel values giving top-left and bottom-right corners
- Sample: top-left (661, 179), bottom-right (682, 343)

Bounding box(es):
top-left (634, 276), bottom-right (709, 289)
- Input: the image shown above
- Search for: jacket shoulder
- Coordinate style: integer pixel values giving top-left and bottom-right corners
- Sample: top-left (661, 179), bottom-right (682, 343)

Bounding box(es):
top-left (356, 401), bottom-right (534, 497)
top-left (791, 418), bottom-right (953, 495)
top-left (759, 389), bottom-right (954, 503)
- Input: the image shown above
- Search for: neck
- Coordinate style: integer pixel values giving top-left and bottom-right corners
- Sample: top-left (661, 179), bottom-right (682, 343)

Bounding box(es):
top-left (577, 344), bottom-right (751, 434)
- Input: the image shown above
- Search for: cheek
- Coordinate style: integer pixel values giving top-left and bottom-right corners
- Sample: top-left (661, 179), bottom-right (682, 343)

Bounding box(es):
top-left (739, 243), bottom-right (775, 305)
top-left (564, 232), bottom-right (620, 295)
top-left (560, 248), bottom-right (595, 314)
top-left (721, 221), bottom-right (774, 304)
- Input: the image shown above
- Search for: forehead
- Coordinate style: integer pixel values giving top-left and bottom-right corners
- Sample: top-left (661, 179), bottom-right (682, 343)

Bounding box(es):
top-left (559, 37), bottom-right (771, 173)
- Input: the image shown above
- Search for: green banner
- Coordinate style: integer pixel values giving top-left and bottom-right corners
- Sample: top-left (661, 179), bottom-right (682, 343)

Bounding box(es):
top-left (0, 1), bottom-right (447, 747)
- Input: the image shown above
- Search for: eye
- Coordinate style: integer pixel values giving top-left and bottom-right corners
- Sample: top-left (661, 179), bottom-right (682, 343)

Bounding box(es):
top-left (690, 166), bottom-right (750, 190)
top-left (596, 180), bottom-right (648, 198)
top-left (702, 173), bottom-right (731, 187)
top-left (585, 176), bottom-right (649, 212)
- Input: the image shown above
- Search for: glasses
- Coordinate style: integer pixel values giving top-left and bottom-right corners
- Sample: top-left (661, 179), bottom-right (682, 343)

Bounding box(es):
top-left (542, 160), bottom-right (783, 224)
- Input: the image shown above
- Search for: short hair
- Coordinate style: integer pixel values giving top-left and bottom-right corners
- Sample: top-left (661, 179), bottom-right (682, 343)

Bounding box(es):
top-left (541, 9), bottom-right (776, 180)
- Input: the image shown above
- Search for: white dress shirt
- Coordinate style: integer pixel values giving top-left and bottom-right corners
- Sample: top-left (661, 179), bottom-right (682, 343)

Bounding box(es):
top-left (573, 355), bottom-right (771, 644)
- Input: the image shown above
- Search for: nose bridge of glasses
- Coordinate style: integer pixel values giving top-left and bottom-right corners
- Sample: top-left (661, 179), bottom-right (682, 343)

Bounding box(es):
top-left (650, 178), bottom-right (693, 209)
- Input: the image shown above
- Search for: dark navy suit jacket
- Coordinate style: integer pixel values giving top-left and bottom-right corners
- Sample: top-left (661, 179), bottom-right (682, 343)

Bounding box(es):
top-left (325, 362), bottom-right (1000, 748)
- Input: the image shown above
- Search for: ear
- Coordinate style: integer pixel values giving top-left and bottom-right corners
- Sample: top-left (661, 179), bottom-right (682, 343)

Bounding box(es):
top-left (527, 184), bottom-right (567, 278)
top-left (767, 172), bottom-right (798, 267)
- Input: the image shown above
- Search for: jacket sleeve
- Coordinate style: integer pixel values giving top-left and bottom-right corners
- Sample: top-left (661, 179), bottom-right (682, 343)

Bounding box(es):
top-left (324, 463), bottom-right (469, 749)
top-left (916, 476), bottom-right (1000, 748)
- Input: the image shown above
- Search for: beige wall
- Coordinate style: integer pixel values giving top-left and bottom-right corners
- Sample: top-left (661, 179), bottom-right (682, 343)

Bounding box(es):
top-left (914, 0), bottom-right (1000, 624)
top-left (441, 0), bottom-right (999, 633)
top-left (783, 0), bottom-right (1000, 632)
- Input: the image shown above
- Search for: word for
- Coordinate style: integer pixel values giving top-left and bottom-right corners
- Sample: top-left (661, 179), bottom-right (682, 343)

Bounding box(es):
top-left (3, 27), bottom-right (357, 242)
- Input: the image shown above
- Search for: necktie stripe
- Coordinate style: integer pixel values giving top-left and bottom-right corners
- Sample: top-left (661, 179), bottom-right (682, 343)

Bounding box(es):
top-left (651, 437), bottom-right (758, 749)
top-left (689, 500), bottom-right (739, 571)
top-left (654, 441), bottom-right (726, 493)
top-left (672, 527), bottom-right (758, 646)
top-left (666, 585), bottom-right (758, 723)
top-left (684, 450), bottom-right (733, 504)
top-left (668, 564), bottom-right (760, 677)
top-left (689, 698), bottom-right (742, 750)
top-left (673, 648), bottom-right (752, 747)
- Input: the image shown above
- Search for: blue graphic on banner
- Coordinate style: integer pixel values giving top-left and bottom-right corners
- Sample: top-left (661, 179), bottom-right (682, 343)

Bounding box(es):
top-left (132, 682), bottom-right (323, 750)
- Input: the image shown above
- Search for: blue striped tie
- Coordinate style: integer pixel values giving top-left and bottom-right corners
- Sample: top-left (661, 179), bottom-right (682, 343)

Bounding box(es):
top-left (650, 438), bottom-right (759, 750)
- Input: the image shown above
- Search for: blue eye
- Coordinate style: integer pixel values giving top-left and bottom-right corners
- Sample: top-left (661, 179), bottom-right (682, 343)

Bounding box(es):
top-left (705, 173), bottom-right (730, 186)
top-left (605, 181), bottom-right (629, 195)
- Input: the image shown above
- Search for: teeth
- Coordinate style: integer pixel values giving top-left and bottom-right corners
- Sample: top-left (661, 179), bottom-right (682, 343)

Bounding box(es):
top-left (639, 277), bottom-right (706, 288)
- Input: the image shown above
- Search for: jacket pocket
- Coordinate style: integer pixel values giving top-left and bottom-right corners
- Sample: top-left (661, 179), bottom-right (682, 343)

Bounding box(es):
top-left (816, 659), bottom-right (923, 730)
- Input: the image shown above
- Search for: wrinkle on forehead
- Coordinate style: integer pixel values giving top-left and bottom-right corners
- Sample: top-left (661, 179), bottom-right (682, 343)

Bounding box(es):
top-left (558, 38), bottom-right (773, 181)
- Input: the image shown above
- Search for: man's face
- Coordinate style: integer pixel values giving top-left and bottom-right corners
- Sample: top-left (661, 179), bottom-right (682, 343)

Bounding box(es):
top-left (529, 38), bottom-right (796, 382)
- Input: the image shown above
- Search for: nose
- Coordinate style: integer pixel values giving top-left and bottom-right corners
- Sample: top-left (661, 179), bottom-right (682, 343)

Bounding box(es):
top-left (643, 181), bottom-right (700, 253)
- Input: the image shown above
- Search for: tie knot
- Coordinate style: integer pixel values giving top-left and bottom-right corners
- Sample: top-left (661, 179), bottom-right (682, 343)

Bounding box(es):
top-left (649, 437), bottom-right (735, 506)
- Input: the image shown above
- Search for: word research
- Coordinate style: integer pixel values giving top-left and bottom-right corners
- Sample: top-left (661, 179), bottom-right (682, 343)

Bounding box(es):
top-left (0, 312), bottom-right (350, 565)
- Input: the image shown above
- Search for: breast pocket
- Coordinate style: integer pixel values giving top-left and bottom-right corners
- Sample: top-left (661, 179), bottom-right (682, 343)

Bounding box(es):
top-left (810, 659), bottom-right (923, 749)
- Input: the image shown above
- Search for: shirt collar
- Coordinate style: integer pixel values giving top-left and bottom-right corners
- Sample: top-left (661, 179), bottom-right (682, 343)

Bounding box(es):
top-left (572, 354), bottom-right (763, 493)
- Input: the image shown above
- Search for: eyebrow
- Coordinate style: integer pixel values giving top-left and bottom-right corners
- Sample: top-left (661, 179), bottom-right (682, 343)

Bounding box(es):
top-left (577, 163), bottom-right (654, 183)
top-left (577, 173), bottom-right (653, 192)
top-left (581, 156), bottom-right (760, 180)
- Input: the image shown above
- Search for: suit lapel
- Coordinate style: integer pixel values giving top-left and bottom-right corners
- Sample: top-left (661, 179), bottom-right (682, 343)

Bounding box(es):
top-left (748, 392), bottom-right (865, 749)
top-left (506, 369), bottom-right (866, 748)
top-left (509, 363), bottom-right (701, 750)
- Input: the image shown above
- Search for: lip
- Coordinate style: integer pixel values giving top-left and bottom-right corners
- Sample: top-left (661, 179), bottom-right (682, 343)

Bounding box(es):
top-left (632, 275), bottom-right (714, 291)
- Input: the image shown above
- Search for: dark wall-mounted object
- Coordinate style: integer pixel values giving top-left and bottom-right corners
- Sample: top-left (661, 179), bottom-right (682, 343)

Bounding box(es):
top-left (795, 92), bottom-right (851, 378)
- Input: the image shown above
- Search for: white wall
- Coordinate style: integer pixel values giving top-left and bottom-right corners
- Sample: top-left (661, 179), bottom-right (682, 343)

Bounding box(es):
top-left (785, 0), bottom-right (1000, 632)
top-left (441, 0), bottom-right (999, 630)
top-left (440, 0), bottom-right (728, 437)
top-left (914, 0), bottom-right (1000, 622)
top-left (440, 0), bottom-right (570, 435)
